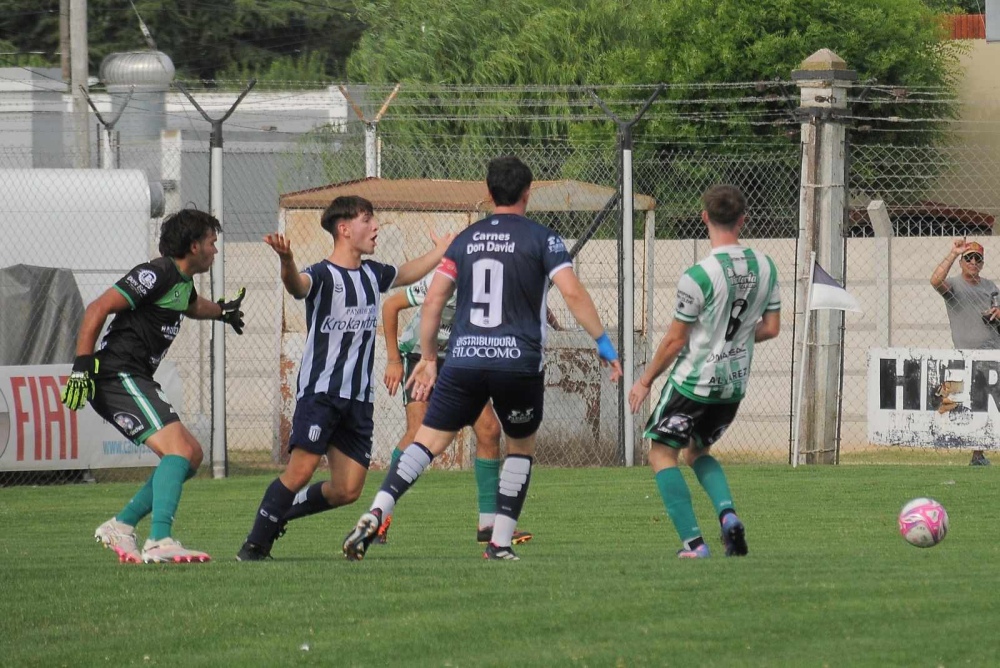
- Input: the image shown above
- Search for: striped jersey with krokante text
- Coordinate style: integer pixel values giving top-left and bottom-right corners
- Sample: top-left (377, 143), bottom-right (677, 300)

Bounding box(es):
top-left (296, 259), bottom-right (397, 402)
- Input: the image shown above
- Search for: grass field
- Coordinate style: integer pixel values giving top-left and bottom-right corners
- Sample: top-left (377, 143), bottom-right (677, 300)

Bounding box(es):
top-left (2, 465), bottom-right (997, 667)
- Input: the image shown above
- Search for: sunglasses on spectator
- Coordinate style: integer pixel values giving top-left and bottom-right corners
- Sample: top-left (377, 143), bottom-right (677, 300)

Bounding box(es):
top-left (963, 253), bottom-right (984, 263)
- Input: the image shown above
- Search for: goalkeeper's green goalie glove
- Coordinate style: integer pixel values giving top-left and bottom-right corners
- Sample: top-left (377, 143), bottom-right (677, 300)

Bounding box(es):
top-left (217, 287), bottom-right (246, 335)
top-left (61, 354), bottom-right (99, 411)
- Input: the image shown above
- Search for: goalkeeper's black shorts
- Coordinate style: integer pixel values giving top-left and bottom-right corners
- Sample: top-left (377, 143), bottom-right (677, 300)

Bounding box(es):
top-left (91, 372), bottom-right (180, 444)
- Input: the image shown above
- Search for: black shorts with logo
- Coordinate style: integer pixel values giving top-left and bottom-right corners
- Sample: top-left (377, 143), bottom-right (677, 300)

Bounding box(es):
top-left (422, 365), bottom-right (544, 439)
top-left (643, 383), bottom-right (740, 449)
top-left (401, 353), bottom-right (444, 406)
top-left (90, 372), bottom-right (180, 444)
top-left (289, 393), bottom-right (375, 468)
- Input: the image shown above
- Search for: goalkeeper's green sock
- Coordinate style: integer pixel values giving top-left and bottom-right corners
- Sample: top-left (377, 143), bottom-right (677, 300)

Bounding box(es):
top-left (655, 466), bottom-right (702, 545)
top-left (116, 462), bottom-right (195, 528)
top-left (149, 455), bottom-right (191, 541)
top-left (116, 473), bottom-right (154, 527)
top-left (474, 457), bottom-right (501, 527)
top-left (691, 454), bottom-right (735, 518)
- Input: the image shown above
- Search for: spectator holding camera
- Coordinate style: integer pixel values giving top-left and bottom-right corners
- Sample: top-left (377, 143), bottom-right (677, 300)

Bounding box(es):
top-left (930, 238), bottom-right (1000, 465)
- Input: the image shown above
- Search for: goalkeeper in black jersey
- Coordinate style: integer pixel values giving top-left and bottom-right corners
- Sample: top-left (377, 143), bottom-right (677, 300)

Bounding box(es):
top-left (61, 208), bottom-right (246, 564)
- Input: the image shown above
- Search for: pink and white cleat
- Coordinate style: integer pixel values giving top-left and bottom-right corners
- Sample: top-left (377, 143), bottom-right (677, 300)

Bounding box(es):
top-left (676, 543), bottom-right (711, 559)
top-left (141, 537), bottom-right (211, 564)
top-left (94, 518), bottom-right (142, 564)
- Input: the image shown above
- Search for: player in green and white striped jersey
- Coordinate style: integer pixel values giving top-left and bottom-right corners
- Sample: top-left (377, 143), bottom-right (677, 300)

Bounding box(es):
top-left (628, 185), bottom-right (781, 559)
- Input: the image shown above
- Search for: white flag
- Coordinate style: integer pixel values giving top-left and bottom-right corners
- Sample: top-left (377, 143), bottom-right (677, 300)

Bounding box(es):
top-left (809, 261), bottom-right (862, 312)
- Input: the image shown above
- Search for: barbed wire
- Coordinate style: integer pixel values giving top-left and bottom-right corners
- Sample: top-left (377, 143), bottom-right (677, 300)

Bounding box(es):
top-left (185, 79), bottom-right (798, 92)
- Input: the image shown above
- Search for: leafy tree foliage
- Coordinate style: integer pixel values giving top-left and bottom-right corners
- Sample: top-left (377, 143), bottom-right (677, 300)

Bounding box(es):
top-left (0, 0), bottom-right (364, 81)
top-left (346, 0), bottom-right (969, 235)
top-left (348, 0), bottom-right (963, 148)
top-left (925, 0), bottom-right (986, 12)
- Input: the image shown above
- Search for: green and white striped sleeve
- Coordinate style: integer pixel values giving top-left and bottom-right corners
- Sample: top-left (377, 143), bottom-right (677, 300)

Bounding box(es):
top-left (765, 257), bottom-right (781, 311)
top-left (674, 267), bottom-right (710, 323)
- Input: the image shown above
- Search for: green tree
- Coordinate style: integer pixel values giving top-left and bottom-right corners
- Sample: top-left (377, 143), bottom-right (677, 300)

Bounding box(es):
top-left (345, 0), bottom-right (967, 238)
top-left (347, 0), bottom-right (963, 148)
top-left (924, 0), bottom-right (984, 12)
top-left (0, 1), bottom-right (364, 81)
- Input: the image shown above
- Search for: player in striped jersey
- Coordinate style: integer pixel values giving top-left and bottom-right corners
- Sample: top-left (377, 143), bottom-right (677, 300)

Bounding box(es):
top-left (237, 196), bottom-right (454, 561)
top-left (628, 185), bottom-right (781, 558)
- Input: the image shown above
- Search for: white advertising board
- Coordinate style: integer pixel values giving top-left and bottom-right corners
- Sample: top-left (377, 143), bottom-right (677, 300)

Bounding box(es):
top-left (0, 362), bottom-right (183, 471)
top-left (867, 348), bottom-right (1000, 450)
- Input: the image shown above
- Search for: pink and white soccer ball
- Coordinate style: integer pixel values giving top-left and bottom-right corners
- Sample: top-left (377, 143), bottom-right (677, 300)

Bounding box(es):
top-left (898, 497), bottom-right (949, 548)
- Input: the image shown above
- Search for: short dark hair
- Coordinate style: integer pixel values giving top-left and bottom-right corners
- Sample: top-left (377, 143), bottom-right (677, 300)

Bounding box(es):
top-left (702, 185), bottom-right (746, 228)
top-left (321, 195), bottom-right (374, 238)
top-left (487, 156), bottom-right (533, 206)
top-left (158, 209), bottom-right (222, 258)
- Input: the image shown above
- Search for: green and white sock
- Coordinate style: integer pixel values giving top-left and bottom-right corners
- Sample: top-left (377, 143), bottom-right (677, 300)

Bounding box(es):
top-left (149, 455), bottom-right (191, 541)
top-left (655, 467), bottom-right (702, 545)
top-left (691, 455), bottom-right (735, 518)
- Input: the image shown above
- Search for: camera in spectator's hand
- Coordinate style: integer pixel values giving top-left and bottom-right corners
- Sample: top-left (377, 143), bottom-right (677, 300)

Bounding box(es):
top-left (983, 291), bottom-right (1000, 331)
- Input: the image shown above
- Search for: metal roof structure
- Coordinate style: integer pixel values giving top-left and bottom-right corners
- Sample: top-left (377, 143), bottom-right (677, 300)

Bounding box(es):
top-left (279, 177), bottom-right (656, 212)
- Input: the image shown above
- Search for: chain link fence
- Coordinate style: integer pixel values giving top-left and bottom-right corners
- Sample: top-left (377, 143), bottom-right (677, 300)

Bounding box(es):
top-left (636, 146), bottom-right (802, 465)
top-left (4, 79), bottom-right (997, 484)
top-left (843, 142), bottom-right (1000, 464)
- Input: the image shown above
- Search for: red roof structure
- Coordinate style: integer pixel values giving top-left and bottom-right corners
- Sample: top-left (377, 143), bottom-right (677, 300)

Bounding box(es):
top-left (279, 177), bottom-right (655, 212)
top-left (944, 13), bottom-right (986, 40)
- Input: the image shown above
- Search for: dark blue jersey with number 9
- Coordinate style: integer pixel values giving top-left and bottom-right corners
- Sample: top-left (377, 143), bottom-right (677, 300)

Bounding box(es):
top-left (436, 213), bottom-right (573, 373)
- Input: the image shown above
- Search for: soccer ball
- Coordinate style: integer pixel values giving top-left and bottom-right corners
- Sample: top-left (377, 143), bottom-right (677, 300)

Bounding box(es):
top-left (898, 498), bottom-right (949, 548)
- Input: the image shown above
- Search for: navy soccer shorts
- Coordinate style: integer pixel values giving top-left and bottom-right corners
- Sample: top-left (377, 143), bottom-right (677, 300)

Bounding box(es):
top-left (643, 383), bottom-right (741, 449)
top-left (90, 372), bottom-right (180, 444)
top-left (289, 393), bottom-right (375, 468)
top-left (422, 365), bottom-right (544, 439)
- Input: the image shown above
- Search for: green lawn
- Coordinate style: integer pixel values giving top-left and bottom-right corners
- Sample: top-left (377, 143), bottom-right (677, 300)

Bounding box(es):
top-left (2, 466), bottom-right (996, 667)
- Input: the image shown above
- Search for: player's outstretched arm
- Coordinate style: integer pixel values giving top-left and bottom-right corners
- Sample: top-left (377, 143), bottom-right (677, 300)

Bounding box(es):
top-left (61, 287), bottom-right (129, 410)
top-left (551, 267), bottom-right (605, 338)
top-left (186, 296), bottom-right (221, 320)
top-left (382, 290), bottom-right (411, 396)
top-left (551, 267), bottom-right (623, 382)
top-left (406, 273), bottom-right (454, 402)
top-left (930, 237), bottom-right (966, 294)
top-left (754, 310), bottom-right (781, 342)
top-left (393, 230), bottom-right (456, 287)
top-left (628, 319), bottom-right (692, 414)
top-left (264, 233), bottom-right (311, 299)
top-left (185, 289), bottom-right (246, 334)
top-left (417, 273), bottom-right (453, 363)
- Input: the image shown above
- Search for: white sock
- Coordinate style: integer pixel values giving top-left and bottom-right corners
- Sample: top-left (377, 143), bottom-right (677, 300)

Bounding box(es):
top-left (371, 490), bottom-right (396, 519)
top-left (371, 444), bottom-right (434, 520)
top-left (478, 512), bottom-right (496, 530)
top-left (491, 515), bottom-right (518, 547)
top-left (492, 456), bottom-right (532, 546)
